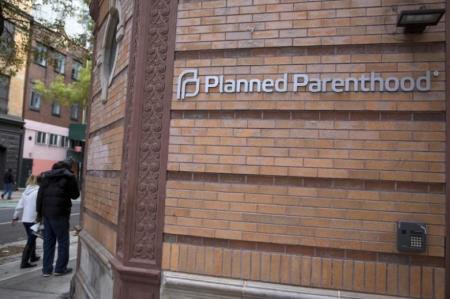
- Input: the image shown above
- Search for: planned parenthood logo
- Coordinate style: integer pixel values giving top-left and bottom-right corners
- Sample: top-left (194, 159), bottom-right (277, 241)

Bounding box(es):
top-left (177, 70), bottom-right (200, 100)
top-left (176, 69), bottom-right (439, 100)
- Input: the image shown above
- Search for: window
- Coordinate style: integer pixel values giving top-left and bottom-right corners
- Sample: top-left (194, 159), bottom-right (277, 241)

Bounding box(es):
top-left (0, 75), bottom-right (10, 114)
top-left (1, 21), bottom-right (15, 58)
top-left (51, 102), bottom-right (61, 116)
top-left (71, 61), bottom-right (82, 80)
top-left (36, 132), bottom-right (47, 144)
top-left (107, 21), bottom-right (118, 77)
top-left (49, 134), bottom-right (58, 146)
top-left (60, 136), bottom-right (69, 148)
top-left (34, 43), bottom-right (48, 67)
top-left (53, 52), bottom-right (66, 74)
top-left (70, 104), bottom-right (79, 120)
top-left (104, 12), bottom-right (119, 81)
top-left (30, 91), bottom-right (41, 111)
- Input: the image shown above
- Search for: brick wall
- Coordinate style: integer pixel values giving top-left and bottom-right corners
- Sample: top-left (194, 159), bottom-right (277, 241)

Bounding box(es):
top-left (24, 38), bottom-right (83, 127)
top-left (162, 0), bottom-right (447, 297)
top-left (82, 0), bottom-right (133, 254)
top-left (175, 0), bottom-right (445, 51)
top-left (84, 174), bottom-right (120, 225)
top-left (163, 242), bottom-right (445, 298)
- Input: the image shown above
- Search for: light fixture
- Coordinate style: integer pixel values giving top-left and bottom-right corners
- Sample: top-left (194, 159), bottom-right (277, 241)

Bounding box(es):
top-left (397, 9), bottom-right (445, 33)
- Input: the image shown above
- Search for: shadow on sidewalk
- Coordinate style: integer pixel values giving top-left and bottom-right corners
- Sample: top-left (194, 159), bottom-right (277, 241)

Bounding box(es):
top-left (0, 260), bottom-right (74, 299)
top-left (0, 234), bottom-right (78, 298)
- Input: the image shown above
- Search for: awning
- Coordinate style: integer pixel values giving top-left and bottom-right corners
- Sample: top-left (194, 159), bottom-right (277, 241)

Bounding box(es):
top-left (68, 124), bottom-right (86, 142)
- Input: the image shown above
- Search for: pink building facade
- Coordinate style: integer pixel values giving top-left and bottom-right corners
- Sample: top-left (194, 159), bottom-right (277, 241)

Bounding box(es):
top-left (22, 119), bottom-right (69, 175)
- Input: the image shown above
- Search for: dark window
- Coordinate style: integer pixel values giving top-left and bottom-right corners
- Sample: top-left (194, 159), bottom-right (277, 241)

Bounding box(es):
top-left (51, 102), bottom-right (61, 116)
top-left (105, 13), bottom-right (119, 80)
top-left (34, 43), bottom-right (48, 67)
top-left (71, 61), bottom-right (82, 80)
top-left (30, 91), bottom-right (41, 111)
top-left (70, 104), bottom-right (79, 120)
top-left (53, 52), bottom-right (66, 74)
top-left (60, 136), bottom-right (69, 148)
top-left (49, 134), bottom-right (58, 146)
top-left (0, 75), bottom-right (10, 114)
top-left (36, 132), bottom-right (47, 144)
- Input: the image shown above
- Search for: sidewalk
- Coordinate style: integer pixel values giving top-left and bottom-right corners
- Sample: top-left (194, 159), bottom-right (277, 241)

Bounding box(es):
top-left (0, 189), bottom-right (23, 209)
top-left (0, 233), bottom-right (78, 298)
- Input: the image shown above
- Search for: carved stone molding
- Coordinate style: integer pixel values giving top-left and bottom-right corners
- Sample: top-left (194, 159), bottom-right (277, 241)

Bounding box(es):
top-left (112, 0), bottom-right (177, 297)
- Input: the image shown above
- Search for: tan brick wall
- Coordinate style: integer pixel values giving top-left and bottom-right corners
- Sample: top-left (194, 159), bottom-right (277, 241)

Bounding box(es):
top-left (164, 0), bottom-right (447, 296)
top-left (83, 0), bottom-right (133, 254)
top-left (84, 174), bottom-right (120, 225)
top-left (89, 16), bottom-right (131, 133)
top-left (162, 242), bottom-right (445, 299)
top-left (164, 179), bottom-right (445, 256)
top-left (84, 212), bottom-right (117, 255)
top-left (86, 125), bottom-right (124, 171)
top-left (175, 0), bottom-right (445, 51)
top-left (168, 117), bottom-right (445, 183)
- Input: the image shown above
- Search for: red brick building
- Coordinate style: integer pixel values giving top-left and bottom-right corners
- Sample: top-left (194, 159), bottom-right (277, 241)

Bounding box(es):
top-left (21, 25), bottom-right (84, 179)
top-left (73, 0), bottom-right (448, 298)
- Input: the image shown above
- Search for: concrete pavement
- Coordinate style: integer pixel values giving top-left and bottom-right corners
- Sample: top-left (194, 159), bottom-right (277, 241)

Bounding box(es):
top-left (0, 232), bottom-right (79, 298)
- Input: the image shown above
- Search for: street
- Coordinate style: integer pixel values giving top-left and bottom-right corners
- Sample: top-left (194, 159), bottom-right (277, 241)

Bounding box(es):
top-left (0, 200), bottom-right (80, 245)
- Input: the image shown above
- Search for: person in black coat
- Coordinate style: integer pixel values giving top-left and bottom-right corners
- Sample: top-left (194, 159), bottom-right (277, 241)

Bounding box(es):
top-left (36, 161), bottom-right (79, 277)
top-left (1, 168), bottom-right (15, 200)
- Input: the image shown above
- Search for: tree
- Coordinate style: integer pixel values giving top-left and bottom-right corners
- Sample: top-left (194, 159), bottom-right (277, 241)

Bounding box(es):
top-left (34, 60), bottom-right (91, 110)
top-left (0, 1), bottom-right (33, 76)
top-left (0, 0), bottom-right (92, 76)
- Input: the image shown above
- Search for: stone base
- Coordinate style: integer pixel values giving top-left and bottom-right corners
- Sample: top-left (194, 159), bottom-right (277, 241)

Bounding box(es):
top-left (161, 271), bottom-right (407, 299)
top-left (71, 231), bottom-right (114, 299)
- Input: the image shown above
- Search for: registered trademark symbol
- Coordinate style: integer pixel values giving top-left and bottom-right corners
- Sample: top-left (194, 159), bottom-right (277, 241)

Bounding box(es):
top-left (433, 71), bottom-right (439, 77)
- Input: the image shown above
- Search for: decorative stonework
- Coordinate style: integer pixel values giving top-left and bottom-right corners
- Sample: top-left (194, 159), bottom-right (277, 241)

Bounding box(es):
top-left (132, 0), bottom-right (173, 260)
top-left (113, 0), bottom-right (177, 296)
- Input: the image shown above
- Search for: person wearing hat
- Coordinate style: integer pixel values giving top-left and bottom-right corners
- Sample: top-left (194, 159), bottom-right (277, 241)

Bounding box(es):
top-left (36, 161), bottom-right (80, 277)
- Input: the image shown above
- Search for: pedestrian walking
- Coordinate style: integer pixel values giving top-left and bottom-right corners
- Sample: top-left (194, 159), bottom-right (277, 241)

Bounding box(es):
top-left (36, 161), bottom-right (80, 277)
top-left (12, 175), bottom-right (41, 268)
top-left (1, 168), bottom-right (15, 200)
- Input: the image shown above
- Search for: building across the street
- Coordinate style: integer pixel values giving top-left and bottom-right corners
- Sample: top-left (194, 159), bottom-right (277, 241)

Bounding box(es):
top-left (73, 0), bottom-right (448, 298)
top-left (0, 13), bottom-right (29, 189)
top-left (21, 25), bottom-right (85, 181)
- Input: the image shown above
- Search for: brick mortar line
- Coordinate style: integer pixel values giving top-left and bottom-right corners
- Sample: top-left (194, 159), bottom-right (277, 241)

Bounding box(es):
top-left (171, 110), bottom-right (446, 122)
top-left (175, 42), bottom-right (445, 59)
top-left (167, 171), bottom-right (445, 194)
top-left (169, 144), bottom-right (444, 156)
